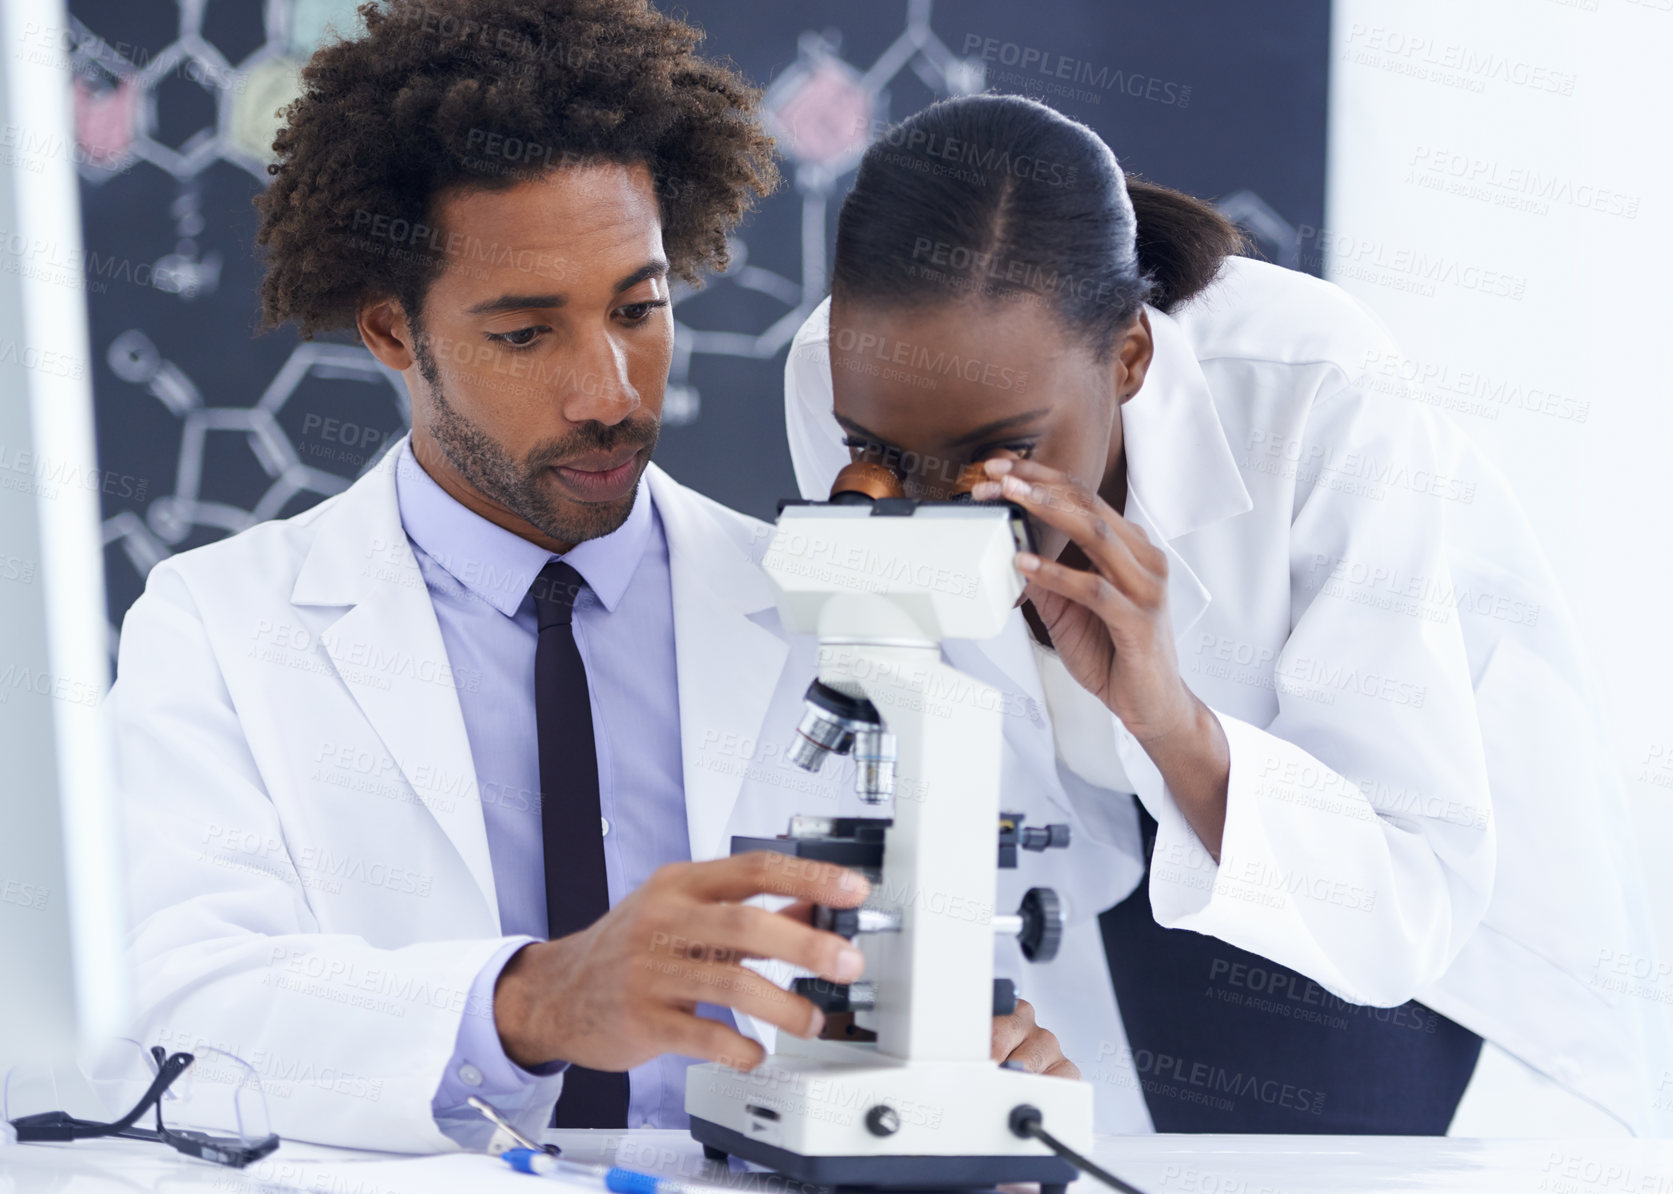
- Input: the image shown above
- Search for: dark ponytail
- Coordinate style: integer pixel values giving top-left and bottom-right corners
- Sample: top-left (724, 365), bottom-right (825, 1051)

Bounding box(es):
top-left (831, 94), bottom-right (1247, 357)
top-left (1125, 175), bottom-right (1250, 313)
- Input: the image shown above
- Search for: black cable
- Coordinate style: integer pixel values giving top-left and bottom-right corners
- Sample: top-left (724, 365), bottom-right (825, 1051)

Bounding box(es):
top-left (1008, 1105), bottom-right (1150, 1194)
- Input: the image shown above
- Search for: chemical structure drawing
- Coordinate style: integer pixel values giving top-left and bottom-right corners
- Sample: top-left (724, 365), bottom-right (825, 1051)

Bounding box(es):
top-left (61, 0), bottom-right (409, 650)
top-left (661, 0), bottom-right (987, 423)
top-left (60, 0), bottom-right (1297, 649)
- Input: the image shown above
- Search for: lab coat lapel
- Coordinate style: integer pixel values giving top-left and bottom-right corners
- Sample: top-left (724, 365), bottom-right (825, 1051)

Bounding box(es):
top-left (290, 443), bottom-right (498, 921)
top-left (1119, 302), bottom-right (1253, 644)
top-left (647, 465), bottom-right (789, 863)
top-left (1124, 488), bottom-right (1214, 646)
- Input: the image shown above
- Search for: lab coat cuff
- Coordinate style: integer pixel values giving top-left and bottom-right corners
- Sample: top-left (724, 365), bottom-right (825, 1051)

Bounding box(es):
top-left (1142, 709), bottom-right (1397, 1007)
top-left (1143, 707), bottom-right (1281, 929)
top-left (433, 938), bottom-right (568, 1132)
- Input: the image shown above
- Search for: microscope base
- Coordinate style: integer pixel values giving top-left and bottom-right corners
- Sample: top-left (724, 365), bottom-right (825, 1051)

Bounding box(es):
top-left (686, 1053), bottom-right (1092, 1188)
top-left (689, 1115), bottom-right (1076, 1192)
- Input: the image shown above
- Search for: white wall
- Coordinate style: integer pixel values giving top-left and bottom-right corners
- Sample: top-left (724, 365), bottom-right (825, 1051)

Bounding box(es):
top-left (1328, 0), bottom-right (1673, 1132)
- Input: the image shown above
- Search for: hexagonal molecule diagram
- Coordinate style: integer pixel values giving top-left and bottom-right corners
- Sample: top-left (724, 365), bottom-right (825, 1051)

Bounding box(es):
top-left (64, 0), bottom-right (404, 647)
top-left (663, 3), bottom-right (985, 423)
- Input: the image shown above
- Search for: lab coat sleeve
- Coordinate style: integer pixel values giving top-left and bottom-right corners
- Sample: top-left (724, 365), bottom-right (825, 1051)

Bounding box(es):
top-left (1141, 374), bottom-right (1496, 1007)
top-left (108, 563), bottom-right (560, 1152)
top-left (433, 940), bottom-right (568, 1150)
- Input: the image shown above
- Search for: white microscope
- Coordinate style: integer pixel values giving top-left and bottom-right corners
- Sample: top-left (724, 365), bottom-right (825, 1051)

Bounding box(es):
top-left (685, 463), bottom-right (1096, 1192)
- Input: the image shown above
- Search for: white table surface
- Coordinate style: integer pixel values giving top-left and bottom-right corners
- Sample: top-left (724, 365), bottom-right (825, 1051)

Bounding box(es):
top-left (2, 1129), bottom-right (1670, 1193)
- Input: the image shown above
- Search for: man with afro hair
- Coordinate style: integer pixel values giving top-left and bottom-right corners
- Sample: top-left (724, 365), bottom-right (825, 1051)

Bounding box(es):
top-left (107, 0), bottom-right (1073, 1153)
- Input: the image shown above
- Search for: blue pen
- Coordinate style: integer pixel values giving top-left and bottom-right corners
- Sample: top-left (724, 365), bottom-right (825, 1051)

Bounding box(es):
top-left (501, 1147), bottom-right (731, 1194)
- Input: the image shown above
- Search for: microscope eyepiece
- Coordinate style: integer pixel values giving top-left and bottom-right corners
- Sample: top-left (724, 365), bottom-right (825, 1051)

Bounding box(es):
top-left (829, 461), bottom-right (907, 503)
top-left (946, 461), bottom-right (989, 501)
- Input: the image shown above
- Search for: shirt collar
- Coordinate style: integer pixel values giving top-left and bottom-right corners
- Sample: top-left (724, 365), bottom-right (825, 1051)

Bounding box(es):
top-left (393, 438), bottom-right (654, 617)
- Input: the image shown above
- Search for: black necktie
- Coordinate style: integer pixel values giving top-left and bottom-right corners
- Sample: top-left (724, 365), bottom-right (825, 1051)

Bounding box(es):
top-left (531, 560), bottom-right (629, 1129)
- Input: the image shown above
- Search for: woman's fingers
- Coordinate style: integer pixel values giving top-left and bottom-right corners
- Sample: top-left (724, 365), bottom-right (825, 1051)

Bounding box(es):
top-left (992, 456), bottom-right (1168, 569)
top-left (973, 460), bottom-right (1164, 603)
top-left (1017, 552), bottom-right (1141, 627)
top-left (1000, 475), bottom-right (1151, 598)
top-left (991, 1005), bottom-right (1032, 1062)
top-left (991, 1000), bottom-right (1080, 1078)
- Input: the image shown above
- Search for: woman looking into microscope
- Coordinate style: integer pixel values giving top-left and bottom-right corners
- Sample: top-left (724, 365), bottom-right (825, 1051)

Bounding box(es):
top-left (782, 94), bottom-right (1661, 1136)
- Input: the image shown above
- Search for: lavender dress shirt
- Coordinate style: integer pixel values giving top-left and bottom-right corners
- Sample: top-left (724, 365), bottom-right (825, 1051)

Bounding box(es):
top-left (389, 441), bottom-right (730, 1145)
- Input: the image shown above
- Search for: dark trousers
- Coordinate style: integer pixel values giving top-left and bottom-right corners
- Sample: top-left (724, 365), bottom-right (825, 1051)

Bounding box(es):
top-left (1098, 808), bottom-right (1482, 1133)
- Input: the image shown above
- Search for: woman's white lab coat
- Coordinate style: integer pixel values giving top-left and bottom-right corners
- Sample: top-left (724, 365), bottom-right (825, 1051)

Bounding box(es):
top-left (783, 256), bottom-right (1669, 1135)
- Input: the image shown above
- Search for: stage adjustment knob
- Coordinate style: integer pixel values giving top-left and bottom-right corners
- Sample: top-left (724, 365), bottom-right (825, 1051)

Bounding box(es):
top-left (1018, 887), bottom-right (1063, 963)
top-left (813, 906), bottom-right (860, 938)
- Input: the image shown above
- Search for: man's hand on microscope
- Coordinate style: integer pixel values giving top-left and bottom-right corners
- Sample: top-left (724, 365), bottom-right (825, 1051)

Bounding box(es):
top-left (992, 998), bottom-right (1081, 1079)
top-left (493, 851), bottom-right (871, 1072)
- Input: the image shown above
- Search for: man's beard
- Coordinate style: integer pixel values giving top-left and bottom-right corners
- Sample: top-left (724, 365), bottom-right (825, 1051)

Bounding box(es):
top-left (412, 330), bottom-right (660, 546)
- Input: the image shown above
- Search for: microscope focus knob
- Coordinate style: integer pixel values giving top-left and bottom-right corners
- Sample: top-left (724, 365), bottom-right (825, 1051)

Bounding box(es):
top-left (813, 906), bottom-right (860, 938)
top-left (1020, 823), bottom-right (1072, 851)
top-left (791, 977), bottom-right (877, 1012)
top-left (1017, 887), bottom-right (1063, 963)
top-left (792, 976), bottom-right (852, 1012)
top-left (813, 906), bottom-right (901, 938)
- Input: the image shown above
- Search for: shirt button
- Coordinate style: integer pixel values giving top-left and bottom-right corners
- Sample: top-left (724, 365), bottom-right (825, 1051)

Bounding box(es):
top-left (601, 816), bottom-right (611, 837)
top-left (458, 1063), bottom-right (484, 1088)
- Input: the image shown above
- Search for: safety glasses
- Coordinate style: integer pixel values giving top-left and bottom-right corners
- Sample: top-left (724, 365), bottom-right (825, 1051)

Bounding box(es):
top-left (5, 1038), bottom-right (280, 1168)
